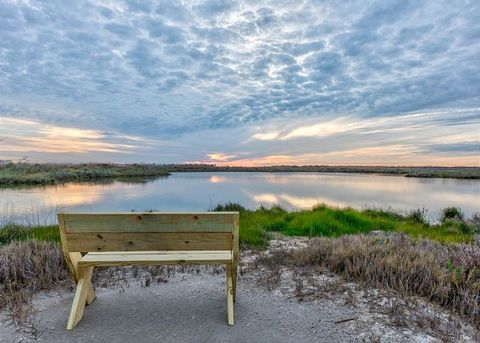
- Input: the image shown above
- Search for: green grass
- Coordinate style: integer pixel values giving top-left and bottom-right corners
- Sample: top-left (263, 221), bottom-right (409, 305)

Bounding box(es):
top-left (215, 203), bottom-right (475, 247)
top-left (1, 204), bottom-right (476, 248)
top-left (0, 224), bottom-right (60, 244)
top-left (0, 163), bottom-right (170, 186)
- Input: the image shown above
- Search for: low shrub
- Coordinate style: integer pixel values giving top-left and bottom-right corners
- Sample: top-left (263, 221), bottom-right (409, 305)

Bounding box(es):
top-left (467, 213), bottom-right (480, 233)
top-left (212, 202), bottom-right (246, 212)
top-left (407, 207), bottom-right (429, 224)
top-left (441, 207), bottom-right (465, 223)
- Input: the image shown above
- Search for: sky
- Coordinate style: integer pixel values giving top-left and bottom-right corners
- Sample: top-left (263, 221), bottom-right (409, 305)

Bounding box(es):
top-left (0, 0), bottom-right (479, 166)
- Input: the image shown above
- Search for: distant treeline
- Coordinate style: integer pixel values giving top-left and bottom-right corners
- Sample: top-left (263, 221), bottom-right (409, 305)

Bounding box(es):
top-left (0, 162), bottom-right (479, 186)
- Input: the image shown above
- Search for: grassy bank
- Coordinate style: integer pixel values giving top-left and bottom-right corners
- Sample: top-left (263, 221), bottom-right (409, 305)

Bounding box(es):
top-left (214, 203), bottom-right (479, 247)
top-left (1, 204), bottom-right (478, 248)
top-left (1, 163), bottom-right (479, 186)
top-left (0, 163), bottom-right (170, 186)
top-left (0, 204), bottom-right (479, 332)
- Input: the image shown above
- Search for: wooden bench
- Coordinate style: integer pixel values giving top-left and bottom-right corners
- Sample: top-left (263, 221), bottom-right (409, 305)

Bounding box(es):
top-left (57, 212), bottom-right (239, 330)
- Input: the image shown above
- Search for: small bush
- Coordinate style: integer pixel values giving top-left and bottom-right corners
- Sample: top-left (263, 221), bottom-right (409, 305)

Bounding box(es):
top-left (441, 207), bottom-right (465, 223)
top-left (407, 208), bottom-right (429, 224)
top-left (467, 213), bottom-right (480, 233)
top-left (212, 202), bottom-right (246, 212)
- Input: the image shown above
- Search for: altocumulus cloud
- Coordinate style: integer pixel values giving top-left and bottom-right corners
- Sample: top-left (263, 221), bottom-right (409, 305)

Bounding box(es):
top-left (0, 0), bottom-right (479, 165)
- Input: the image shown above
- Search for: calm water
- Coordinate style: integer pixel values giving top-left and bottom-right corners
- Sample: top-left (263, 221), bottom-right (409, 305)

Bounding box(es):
top-left (1, 172), bottom-right (479, 224)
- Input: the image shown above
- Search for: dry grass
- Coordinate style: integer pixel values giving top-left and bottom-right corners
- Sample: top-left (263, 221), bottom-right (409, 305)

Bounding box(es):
top-left (0, 241), bottom-right (70, 335)
top-left (2, 231), bottom-right (479, 338)
top-left (254, 233), bottom-right (480, 330)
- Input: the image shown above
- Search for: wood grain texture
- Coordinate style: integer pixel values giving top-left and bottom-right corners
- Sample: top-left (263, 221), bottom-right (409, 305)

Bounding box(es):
top-left (227, 265), bottom-right (234, 325)
top-left (78, 251), bottom-right (232, 267)
top-left (66, 266), bottom-right (94, 330)
top-left (60, 212), bottom-right (237, 233)
top-left (65, 232), bottom-right (233, 252)
top-left (232, 213), bottom-right (239, 302)
top-left (58, 214), bottom-right (96, 304)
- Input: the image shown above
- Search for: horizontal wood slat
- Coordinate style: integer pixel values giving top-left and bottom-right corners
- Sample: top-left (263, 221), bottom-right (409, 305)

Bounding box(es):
top-left (60, 213), bottom-right (236, 233)
top-left (65, 232), bottom-right (233, 252)
top-left (78, 251), bottom-right (233, 267)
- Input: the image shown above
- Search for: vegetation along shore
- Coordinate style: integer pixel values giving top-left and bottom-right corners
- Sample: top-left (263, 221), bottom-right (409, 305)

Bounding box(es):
top-left (0, 163), bottom-right (171, 186)
top-left (1, 162), bottom-right (479, 187)
top-left (1, 203), bottom-right (479, 333)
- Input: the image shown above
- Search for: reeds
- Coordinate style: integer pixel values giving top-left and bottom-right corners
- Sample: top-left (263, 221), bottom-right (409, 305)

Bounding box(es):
top-left (255, 233), bottom-right (480, 329)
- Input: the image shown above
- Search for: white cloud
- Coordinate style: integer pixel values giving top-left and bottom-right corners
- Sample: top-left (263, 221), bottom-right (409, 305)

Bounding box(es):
top-left (0, 1), bottom-right (478, 164)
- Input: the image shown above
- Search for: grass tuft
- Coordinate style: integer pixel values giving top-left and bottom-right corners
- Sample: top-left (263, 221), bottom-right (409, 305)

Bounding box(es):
top-left (441, 207), bottom-right (465, 223)
top-left (0, 241), bottom-right (70, 329)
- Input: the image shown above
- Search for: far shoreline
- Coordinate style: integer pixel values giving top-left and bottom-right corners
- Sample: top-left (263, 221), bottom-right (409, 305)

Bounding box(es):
top-left (0, 162), bottom-right (479, 187)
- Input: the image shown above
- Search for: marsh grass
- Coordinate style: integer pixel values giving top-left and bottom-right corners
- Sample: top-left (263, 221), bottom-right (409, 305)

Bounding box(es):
top-left (0, 163), bottom-right (170, 186)
top-left (214, 203), bottom-right (476, 247)
top-left (253, 234), bottom-right (480, 330)
top-left (0, 241), bottom-right (70, 334)
top-left (1, 203), bottom-right (474, 248)
top-left (1, 163), bottom-right (479, 187)
top-left (0, 224), bottom-right (60, 245)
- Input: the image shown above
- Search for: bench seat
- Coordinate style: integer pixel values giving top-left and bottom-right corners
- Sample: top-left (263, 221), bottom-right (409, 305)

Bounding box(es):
top-left (79, 250), bottom-right (233, 267)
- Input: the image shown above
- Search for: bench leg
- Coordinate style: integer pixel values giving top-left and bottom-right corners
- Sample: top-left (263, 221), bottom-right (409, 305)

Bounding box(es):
top-left (232, 265), bottom-right (237, 303)
top-left (67, 266), bottom-right (94, 330)
top-left (86, 283), bottom-right (96, 305)
top-left (65, 252), bottom-right (96, 306)
top-left (226, 265), bottom-right (234, 325)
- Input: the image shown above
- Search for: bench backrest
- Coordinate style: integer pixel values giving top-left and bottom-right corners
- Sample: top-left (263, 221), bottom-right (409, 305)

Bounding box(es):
top-left (57, 212), bottom-right (239, 253)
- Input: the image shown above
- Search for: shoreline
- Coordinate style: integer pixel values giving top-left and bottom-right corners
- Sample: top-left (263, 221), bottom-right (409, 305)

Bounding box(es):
top-left (1, 163), bottom-right (479, 187)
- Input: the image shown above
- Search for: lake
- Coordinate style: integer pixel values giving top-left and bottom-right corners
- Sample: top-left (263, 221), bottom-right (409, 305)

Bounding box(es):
top-left (1, 172), bottom-right (479, 224)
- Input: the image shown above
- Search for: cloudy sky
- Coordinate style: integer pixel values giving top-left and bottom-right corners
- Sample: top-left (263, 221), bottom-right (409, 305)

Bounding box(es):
top-left (0, 0), bottom-right (479, 166)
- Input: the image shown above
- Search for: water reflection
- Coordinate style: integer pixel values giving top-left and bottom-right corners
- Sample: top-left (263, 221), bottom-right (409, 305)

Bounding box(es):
top-left (0, 172), bottom-right (478, 223)
top-left (209, 175), bottom-right (227, 183)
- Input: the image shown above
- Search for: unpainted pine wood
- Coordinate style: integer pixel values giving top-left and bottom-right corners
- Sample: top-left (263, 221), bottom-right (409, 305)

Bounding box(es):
top-left (57, 214), bottom-right (76, 277)
top-left (226, 264), bottom-right (234, 325)
top-left (82, 250), bottom-right (229, 255)
top-left (66, 266), bottom-right (94, 330)
top-left (68, 252), bottom-right (96, 304)
top-left (65, 232), bottom-right (233, 252)
top-left (61, 212), bottom-right (237, 233)
top-left (232, 213), bottom-right (239, 303)
top-left (57, 214), bottom-right (96, 304)
top-left (78, 251), bottom-right (232, 267)
top-left (58, 212), bottom-right (240, 328)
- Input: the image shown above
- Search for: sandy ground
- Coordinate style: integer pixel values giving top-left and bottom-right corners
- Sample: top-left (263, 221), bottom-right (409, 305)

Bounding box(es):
top-left (1, 237), bottom-right (478, 342)
top-left (2, 275), bottom-right (364, 343)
